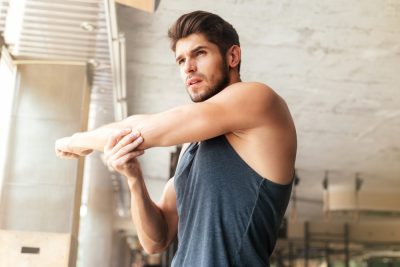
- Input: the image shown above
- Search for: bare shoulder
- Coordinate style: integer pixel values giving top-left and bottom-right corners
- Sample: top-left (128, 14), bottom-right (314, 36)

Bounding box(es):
top-left (222, 83), bottom-right (296, 184)
top-left (211, 82), bottom-right (284, 114)
top-left (216, 82), bottom-right (278, 101)
top-left (207, 81), bottom-right (290, 131)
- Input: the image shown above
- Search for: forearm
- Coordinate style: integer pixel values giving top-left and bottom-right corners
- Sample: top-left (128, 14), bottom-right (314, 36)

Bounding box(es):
top-left (69, 115), bottom-right (149, 152)
top-left (69, 127), bottom-right (113, 152)
top-left (68, 101), bottom-right (225, 152)
top-left (129, 178), bottom-right (169, 253)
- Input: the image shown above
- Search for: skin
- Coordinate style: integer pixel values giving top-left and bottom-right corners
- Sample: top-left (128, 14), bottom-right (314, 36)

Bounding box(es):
top-left (55, 33), bottom-right (297, 254)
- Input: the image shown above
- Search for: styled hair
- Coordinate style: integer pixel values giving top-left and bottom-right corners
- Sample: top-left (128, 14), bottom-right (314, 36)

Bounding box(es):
top-left (168, 11), bottom-right (241, 71)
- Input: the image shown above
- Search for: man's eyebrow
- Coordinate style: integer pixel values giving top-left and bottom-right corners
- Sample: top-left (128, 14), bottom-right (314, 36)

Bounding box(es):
top-left (175, 54), bottom-right (183, 63)
top-left (175, 45), bottom-right (209, 62)
top-left (191, 45), bottom-right (208, 53)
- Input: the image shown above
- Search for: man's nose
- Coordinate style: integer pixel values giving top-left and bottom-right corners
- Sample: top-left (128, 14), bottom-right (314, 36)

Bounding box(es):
top-left (184, 59), bottom-right (197, 74)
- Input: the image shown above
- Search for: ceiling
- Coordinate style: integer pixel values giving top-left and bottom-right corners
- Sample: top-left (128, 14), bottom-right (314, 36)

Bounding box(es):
top-left (0, 0), bottom-right (114, 122)
top-left (1, 0), bottom-right (399, 223)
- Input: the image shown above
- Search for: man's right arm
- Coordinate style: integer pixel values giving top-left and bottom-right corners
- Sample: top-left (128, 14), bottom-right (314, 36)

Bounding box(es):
top-left (104, 130), bottom-right (179, 254)
top-left (137, 143), bottom-right (189, 252)
top-left (129, 177), bottom-right (178, 254)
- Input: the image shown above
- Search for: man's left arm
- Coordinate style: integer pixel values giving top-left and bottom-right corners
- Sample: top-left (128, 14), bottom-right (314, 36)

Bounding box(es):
top-left (56, 82), bottom-right (282, 158)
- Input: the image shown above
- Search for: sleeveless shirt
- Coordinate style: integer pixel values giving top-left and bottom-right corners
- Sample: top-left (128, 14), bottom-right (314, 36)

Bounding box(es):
top-left (172, 135), bottom-right (293, 267)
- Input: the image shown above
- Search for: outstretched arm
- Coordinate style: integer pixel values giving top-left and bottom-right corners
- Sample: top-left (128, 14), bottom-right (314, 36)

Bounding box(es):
top-left (56, 82), bottom-right (281, 158)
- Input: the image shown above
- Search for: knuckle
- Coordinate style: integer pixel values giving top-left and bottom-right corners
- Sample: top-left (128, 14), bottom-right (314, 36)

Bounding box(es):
top-left (112, 162), bottom-right (118, 170)
top-left (123, 135), bottom-right (133, 144)
top-left (107, 159), bottom-right (113, 168)
top-left (111, 133), bottom-right (120, 140)
top-left (108, 134), bottom-right (116, 141)
top-left (115, 161), bottom-right (125, 170)
top-left (112, 129), bottom-right (122, 136)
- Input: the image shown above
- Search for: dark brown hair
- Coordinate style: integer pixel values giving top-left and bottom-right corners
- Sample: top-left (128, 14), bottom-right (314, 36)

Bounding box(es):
top-left (168, 11), bottom-right (241, 71)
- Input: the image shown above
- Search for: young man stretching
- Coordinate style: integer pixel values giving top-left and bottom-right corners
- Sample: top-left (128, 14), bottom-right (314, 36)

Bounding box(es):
top-left (56, 11), bottom-right (297, 266)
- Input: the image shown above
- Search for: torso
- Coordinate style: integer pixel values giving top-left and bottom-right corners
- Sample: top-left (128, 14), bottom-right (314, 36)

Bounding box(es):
top-left (172, 83), bottom-right (296, 266)
top-left (173, 135), bottom-right (294, 266)
top-left (226, 100), bottom-right (297, 185)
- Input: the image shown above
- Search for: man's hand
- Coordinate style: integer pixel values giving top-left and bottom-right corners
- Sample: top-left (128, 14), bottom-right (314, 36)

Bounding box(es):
top-left (104, 129), bottom-right (145, 186)
top-left (55, 136), bottom-right (93, 159)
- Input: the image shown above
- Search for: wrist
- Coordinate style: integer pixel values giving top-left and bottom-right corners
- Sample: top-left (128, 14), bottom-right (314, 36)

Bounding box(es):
top-left (128, 176), bottom-right (144, 193)
top-left (70, 132), bottom-right (82, 149)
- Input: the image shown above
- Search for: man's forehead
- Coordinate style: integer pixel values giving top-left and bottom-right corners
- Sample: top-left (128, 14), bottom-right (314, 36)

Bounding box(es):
top-left (175, 33), bottom-right (213, 56)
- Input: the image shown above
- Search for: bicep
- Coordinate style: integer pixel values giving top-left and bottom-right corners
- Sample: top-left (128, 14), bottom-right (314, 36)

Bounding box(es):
top-left (124, 83), bottom-right (279, 148)
top-left (208, 82), bottom-right (280, 130)
top-left (156, 178), bottom-right (178, 247)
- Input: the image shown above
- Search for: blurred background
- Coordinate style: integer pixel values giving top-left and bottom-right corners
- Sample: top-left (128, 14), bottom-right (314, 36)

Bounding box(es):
top-left (0, 0), bottom-right (399, 266)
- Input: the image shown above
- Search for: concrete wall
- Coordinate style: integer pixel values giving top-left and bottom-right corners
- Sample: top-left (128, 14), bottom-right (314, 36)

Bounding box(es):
top-left (117, 0), bottom-right (400, 222)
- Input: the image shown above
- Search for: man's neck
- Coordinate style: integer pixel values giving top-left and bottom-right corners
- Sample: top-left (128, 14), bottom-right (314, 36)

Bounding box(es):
top-left (228, 72), bottom-right (241, 85)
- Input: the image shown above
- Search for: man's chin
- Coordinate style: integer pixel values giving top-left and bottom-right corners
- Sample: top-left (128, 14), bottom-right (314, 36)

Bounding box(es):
top-left (187, 88), bottom-right (206, 102)
top-left (187, 85), bottom-right (225, 102)
top-left (189, 94), bottom-right (205, 103)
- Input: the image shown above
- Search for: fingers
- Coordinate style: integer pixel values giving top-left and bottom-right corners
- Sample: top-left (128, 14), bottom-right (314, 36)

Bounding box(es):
top-left (106, 136), bottom-right (144, 169)
top-left (57, 150), bottom-right (80, 159)
top-left (111, 136), bottom-right (143, 160)
top-left (55, 136), bottom-right (85, 159)
top-left (104, 131), bottom-right (142, 163)
top-left (56, 146), bottom-right (90, 159)
top-left (104, 128), bottom-right (132, 152)
top-left (110, 150), bottom-right (145, 171)
top-left (64, 153), bottom-right (80, 159)
top-left (81, 149), bottom-right (93, 156)
top-left (109, 131), bottom-right (141, 156)
top-left (103, 129), bottom-right (144, 173)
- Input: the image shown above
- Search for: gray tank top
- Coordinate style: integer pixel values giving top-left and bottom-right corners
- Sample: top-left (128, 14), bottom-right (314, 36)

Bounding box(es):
top-left (172, 135), bottom-right (293, 267)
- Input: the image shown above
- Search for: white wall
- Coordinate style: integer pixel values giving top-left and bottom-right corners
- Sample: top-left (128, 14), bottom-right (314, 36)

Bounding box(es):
top-left (117, 0), bottom-right (400, 221)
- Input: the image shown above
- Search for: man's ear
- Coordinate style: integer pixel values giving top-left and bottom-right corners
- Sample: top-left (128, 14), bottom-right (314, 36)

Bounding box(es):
top-left (226, 45), bottom-right (241, 69)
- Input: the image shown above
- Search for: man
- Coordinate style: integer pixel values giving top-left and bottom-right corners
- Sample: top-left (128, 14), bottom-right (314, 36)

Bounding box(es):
top-left (56, 11), bottom-right (297, 266)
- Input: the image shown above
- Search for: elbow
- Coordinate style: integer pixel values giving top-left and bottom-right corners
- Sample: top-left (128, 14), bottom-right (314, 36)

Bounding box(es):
top-left (142, 244), bottom-right (167, 255)
top-left (140, 235), bottom-right (169, 255)
top-left (143, 247), bottom-right (159, 255)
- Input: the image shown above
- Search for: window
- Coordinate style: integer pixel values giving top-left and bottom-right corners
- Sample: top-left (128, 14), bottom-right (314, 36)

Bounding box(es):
top-left (0, 47), bottom-right (16, 192)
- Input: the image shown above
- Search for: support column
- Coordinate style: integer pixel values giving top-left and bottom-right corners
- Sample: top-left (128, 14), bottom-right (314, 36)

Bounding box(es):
top-left (304, 221), bottom-right (310, 267)
top-left (288, 241), bottom-right (294, 267)
top-left (78, 152), bottom-right (115, 267)
top-left (0, 63), bottom-right (89, 267)
top-left (344, 223), bottom-right (349, 267)
top-left (325, 242), bottom-right (331, 267)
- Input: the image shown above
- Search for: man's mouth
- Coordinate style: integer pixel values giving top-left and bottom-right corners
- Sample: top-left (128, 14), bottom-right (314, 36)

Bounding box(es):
top-left (186, 77), bottom-right (202, 87)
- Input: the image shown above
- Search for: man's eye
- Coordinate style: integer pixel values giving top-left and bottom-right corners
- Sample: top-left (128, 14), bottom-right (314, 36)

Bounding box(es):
top-left (178, 59), bottom-right (185, 65)
top-left (197, 51), bottom-right (205, 56)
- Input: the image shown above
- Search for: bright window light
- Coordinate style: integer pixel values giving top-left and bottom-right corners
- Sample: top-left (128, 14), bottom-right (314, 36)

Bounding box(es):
top-left (80, 204), bottom-right (88, 217)
top-left (0, 48), bottom-right (16, 192)
top-left (4, 0), bottom-right (26, 53)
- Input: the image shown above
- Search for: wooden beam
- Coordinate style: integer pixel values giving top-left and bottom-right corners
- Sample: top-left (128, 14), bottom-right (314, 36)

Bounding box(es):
top-left (115, 0), bottom-right (155, 13)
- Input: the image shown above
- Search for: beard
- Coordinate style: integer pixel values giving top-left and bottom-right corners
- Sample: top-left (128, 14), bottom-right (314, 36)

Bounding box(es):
top-left (187, 60), bottom-right (230, 103)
